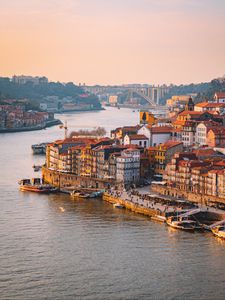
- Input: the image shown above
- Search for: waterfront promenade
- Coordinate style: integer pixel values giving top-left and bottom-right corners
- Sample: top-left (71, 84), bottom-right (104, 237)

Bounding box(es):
top-left (104, 188), bottom-right (225, 224)
top-left (1, 107), bottom-right (225, 300)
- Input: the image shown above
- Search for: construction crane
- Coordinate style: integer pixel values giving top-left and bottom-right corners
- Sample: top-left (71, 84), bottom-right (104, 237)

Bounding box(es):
top-left (59, 121), bottom-right (68, 139)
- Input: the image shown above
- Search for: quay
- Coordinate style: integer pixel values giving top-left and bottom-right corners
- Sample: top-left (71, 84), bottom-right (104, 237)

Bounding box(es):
top-left (42, 168), bottom-right (225, 226)
top-left (103, 189), bottom-right (225, 225)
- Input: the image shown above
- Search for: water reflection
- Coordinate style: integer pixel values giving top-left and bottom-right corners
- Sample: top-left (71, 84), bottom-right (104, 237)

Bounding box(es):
top-left (1, 108), bottom-right (225, 300)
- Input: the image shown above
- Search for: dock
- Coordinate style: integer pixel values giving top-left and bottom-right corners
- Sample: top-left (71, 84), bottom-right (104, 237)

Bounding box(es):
top-left (103, 189), bottom-right (225, 226)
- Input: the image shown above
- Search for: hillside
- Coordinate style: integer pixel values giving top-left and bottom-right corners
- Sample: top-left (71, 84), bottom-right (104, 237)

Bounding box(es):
top-left (0, 77), bottom-right (101, 110)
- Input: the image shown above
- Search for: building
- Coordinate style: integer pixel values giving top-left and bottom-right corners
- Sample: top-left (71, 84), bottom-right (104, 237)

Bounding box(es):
top-left (164, 151), bottom-right (225, 199)
top-left (147, 141), bottom-right (183, 179)
top-left (108, 95), bottom-right (118, 106)
top-left (207, 127), bottom-right (225, 147)
top-left (12, 75), bottom-right (48, 85)
top-left (213, 92), bottom-right (225, 103)
top-left (139, 111), bottom-right (157, 126)
top-left (111, 125), bottom-right (141, 143)
top-left (116, 149), bottom-right (140, 187)
top-left (194, 102), bottom-right (225, 113)
top-left (124, 134), bottom-right (149, 147)
top-left (195, 122), bottom-right (218, 146)
top-left (181, 121), bottom-right (196, 147)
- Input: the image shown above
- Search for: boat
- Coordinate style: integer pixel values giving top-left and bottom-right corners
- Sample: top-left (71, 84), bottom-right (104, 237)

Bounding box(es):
top-left (211, 226), bottom-right (225, 239)
top-left (166, 216), bottom-right (196, 231)
top-left (113, 203), bottom-right (124, 209)
top-left (33, 165), bottom-right (42, 172)
top-left (89, 190), bottom-right (104, 198)
top-left (31, 143), bottom-right (48, 155)
top-left (19, 178), bottom-right (58, 193)
top-left (70, 190), bottom-right (90, 198)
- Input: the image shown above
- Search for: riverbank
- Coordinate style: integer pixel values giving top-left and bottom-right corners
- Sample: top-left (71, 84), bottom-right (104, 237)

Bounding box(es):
top-left (0, 118), bottom-right (62, 133)
top-left (59, 107), bottom-right (105, 113)
top-left (103, 190), bottom-right (225, 225)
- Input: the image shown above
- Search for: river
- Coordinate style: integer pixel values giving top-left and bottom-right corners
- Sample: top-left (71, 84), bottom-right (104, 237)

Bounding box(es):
top-left (0, 107), bottom-right (224, 300)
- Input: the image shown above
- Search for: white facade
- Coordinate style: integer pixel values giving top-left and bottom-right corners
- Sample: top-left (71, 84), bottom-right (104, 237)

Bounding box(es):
top-left (124, 134), bottom-right (149, 147)
top-left (137, 125), bottom-right (151, 140)
top-left (138, 125), bottom-right (172, 146)
top-left (213, 93), bottom-right (225, 103)
top-left (116, 149), bottom-right (140, 185)
top-left (195, 123), bottom-right (207, 146)
top-left (182, 124), bottom-right (195, 147)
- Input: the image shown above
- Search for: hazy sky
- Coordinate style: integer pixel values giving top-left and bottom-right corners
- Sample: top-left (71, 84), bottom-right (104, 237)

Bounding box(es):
top-left (0, 0), bottom-right (225, 85)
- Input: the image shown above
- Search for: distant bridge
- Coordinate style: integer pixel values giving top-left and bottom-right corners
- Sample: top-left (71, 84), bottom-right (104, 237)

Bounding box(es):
top-left (125, 86), bottom-right (170, 106)
top-left (83, 85), bottom-right (170, 106)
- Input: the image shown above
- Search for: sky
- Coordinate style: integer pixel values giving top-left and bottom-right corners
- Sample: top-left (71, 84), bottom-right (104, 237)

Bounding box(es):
top-left (0, 0), bottom-right (225, 85)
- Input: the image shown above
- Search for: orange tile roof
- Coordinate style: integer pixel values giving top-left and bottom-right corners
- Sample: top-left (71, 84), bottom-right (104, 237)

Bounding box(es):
top-left (129, 134), bottom-right (148, 140)
top-left (195, 102), bottom-right (209, 107)
top-left (163, 140), bottom-right (183, 149)
top-left (178, 111), bottom-right (201, 116)
top-left (151, 126), bottom-right (173, 133)
top-left (215, 92), bottom-right (225, 98)
top-left (193, 149), bottom-right (217, 157)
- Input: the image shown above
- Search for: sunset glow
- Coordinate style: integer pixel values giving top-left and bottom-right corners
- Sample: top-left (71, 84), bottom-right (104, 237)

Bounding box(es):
top-left (1, 0), bottom-right (225, 84)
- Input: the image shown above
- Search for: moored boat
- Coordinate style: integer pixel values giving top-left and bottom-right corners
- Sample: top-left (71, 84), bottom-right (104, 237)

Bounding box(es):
top-left (113, 203), bottom-right (125, 209)
top-left (31, 143), bottom-right (48, 155)
top-left (19, 178), bottom-right (58, 193)
top-left (33, 165), bottom-right (42, 172)
top-left (211, 226), bottom-right (225, 239)
top-left (166, 216), bottom-right (196, 231)
top-left (70, 190), bottom-right (90, 198)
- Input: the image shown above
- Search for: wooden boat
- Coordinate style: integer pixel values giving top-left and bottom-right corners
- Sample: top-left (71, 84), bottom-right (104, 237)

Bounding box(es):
top-left (166, 216), bottom-right (196, 231)
top-left (211, 226), bottom-right (225, 239)
top-left (19, 178), bottom-right (58, 193)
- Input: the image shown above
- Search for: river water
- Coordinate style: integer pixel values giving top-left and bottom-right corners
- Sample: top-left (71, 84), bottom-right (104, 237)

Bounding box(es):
top-left (0, 107), bottom-right (225, 300)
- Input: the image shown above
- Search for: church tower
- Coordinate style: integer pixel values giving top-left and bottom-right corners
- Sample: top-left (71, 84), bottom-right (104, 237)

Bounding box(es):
top-left (185, 97), bottom-right (195, 111)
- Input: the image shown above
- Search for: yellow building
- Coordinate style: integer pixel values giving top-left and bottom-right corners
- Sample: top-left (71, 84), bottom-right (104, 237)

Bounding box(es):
top-left (166, 95), bottom-right (190, 108)
top-left (140, 111), bottom-right (157, 126)
top-left (109, 95), bottom-right (118, 106)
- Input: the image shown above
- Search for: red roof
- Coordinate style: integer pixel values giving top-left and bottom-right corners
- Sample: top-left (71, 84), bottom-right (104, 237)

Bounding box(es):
top-left (178, 111), bottom-right (201, 116)
top-left (195, 102), bottom-right (209, 108)
top-left (208, 127), bottom-right (225, 135)
top-left (193, 148), bottom-right (217, 157)
top-left (129, 134), bottom-right (148, 140)
top-left (151, 126), bottom-right (173, 133)
top-left (215, 92), bottom-right (225, 98)
top-left (163, 140), bottom-right (183, 149)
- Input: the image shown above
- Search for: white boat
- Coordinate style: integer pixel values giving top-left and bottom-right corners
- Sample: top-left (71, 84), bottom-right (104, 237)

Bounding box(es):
top-left (166, 216), bottom-right (196, 231)
top-left (211, 226), bottom-right (225, 239)
top-left (113, 203), bottom-right (124, 209)
top-left (70, 190), bottom-right (90, 198)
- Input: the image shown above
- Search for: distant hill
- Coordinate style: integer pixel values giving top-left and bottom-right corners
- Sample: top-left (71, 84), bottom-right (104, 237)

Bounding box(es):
top-left (160, 76), bottom-right (225, 104)
top-left (0, 77), bottom-right (101, 110)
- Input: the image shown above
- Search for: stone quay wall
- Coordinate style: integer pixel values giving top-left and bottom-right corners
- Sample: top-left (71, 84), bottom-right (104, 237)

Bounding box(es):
top-left (103, 192), bottom-right (165, 219)
top-left (151, 184), bottom-right (225, 206)
top-left (42, 167), bottom-right (116, 190)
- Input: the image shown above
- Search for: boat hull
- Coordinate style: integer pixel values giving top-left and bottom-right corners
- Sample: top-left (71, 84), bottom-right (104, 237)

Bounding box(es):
top-left (212, 229), bottom-right (225, 239)
top-left (166, 221), bottom-right (195, 231)
top-left (20, 186), bottom-right (49, 193)
top-left (19, 185), bottom-right (57, 194)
